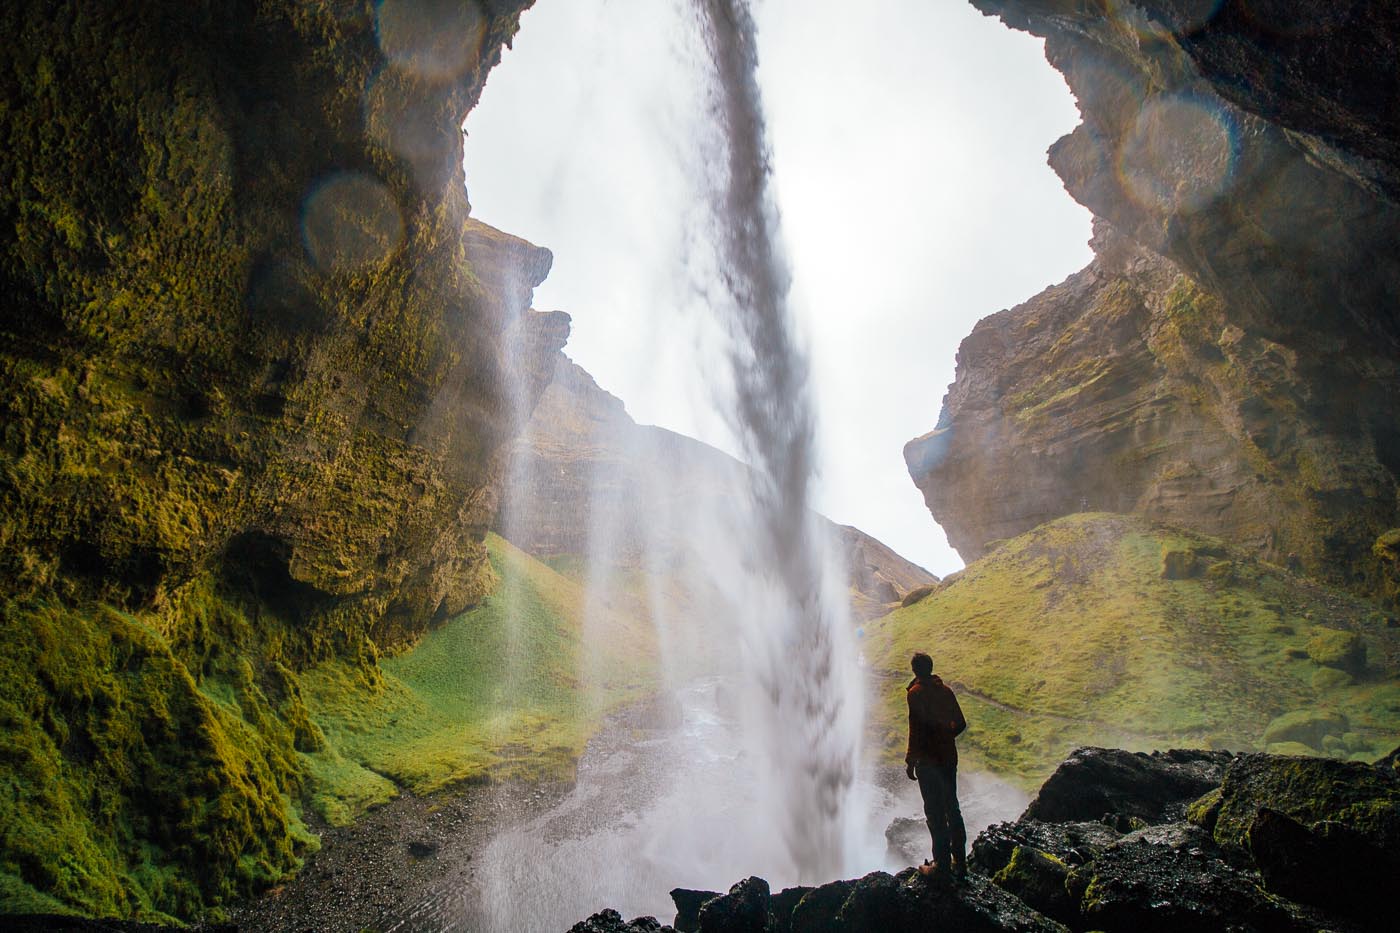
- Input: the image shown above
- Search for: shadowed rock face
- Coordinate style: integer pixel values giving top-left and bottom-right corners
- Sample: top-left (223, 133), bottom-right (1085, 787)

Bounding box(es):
top-left (1, 0), bottom-right (552, 652)
top-left (910, 1), bottom-right (1400, 593)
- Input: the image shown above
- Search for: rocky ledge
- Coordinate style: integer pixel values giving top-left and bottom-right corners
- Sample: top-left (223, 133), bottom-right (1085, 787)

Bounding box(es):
top-left (572, 744), bottom-right (1400, 932)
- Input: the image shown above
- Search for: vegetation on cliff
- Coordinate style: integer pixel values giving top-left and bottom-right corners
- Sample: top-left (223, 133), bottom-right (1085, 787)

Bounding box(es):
top-left (866, 513), bottom-right (1400, 787)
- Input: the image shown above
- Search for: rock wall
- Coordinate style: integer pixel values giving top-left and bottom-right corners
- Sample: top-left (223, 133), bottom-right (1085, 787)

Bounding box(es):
top-left (502, 353), bottom-right (938, 620)
top-left (909, 1), bottom-right (1400, 592)
top-left (0, 0), bottom-right (560, 919)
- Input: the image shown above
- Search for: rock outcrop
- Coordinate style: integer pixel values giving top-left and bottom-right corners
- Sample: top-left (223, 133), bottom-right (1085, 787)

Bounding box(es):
top-left (0, 0), bottom-right (556, 919)
top-left (502, 354), bottom-right (938, 620)
top-left (910, 1), bottom-right (1400, 595)
top-left (576, 743), bottom-right (1400, 932)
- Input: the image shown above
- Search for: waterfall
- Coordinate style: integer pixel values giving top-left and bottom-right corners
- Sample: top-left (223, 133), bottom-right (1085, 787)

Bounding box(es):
top-left (689, 0), bottom-right (863, 882)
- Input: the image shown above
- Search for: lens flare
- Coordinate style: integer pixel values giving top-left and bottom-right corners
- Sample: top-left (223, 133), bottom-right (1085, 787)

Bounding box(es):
top-left (376, 0), bottom-right (487, 84)
top-left (1117, 93), bottom-right (1238, 214)
top-left (301, 171), bottom-right (405, 272)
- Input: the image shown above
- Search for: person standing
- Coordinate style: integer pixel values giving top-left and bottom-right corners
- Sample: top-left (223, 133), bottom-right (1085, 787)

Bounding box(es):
top-left (905, 651), bottom-right (968, 879)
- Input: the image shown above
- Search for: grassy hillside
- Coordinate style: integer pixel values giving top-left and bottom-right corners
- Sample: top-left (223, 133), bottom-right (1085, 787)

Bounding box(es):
top-left (300, 534), bottom-right (657, 824)
top-left (0, 534), bottom-right (656, 920)
top-left (866, 513), bottom-right (1400, 788)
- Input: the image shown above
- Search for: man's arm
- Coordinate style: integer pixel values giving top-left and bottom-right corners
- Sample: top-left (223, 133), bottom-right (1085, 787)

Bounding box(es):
top-left (950, 691), bottom-right (967, 737)
top-left (905, 685), bottom-right (919, 779)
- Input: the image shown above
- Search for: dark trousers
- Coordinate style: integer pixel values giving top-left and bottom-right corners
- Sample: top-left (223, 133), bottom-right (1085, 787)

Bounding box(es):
top-left (915, 761), bottom-right (966, 864)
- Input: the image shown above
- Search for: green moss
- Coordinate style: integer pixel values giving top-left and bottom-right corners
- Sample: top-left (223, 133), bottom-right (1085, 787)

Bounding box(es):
top-left (1211, 754), bottom-right (1400, 855)
top-left (1306, 627), bottom-right (1366, 673)
top-left (302, 535), bottom-right (656, 804)
top-left (991, 846), bottom-right (1073, 920)
top-left (0, 598), bottom-right (311, 921)
top-left (1186, 787), bottom-right (1224, 832)
top-left (864, 513), bottom-right (1400, 788)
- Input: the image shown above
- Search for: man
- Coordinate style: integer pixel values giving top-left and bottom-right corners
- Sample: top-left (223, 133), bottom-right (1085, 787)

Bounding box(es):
top-left (905, 651), bottom-right (968, 879)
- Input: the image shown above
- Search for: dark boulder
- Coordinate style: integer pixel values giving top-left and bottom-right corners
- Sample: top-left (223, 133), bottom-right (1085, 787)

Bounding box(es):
top-left (1022, 747), bottom-right (1235, 825)
top-left (1210, 753), bottom-right (1400, 858)
top-left (1065, 825), bottom-right (1316, 932)
top-left (790, 879), bottom-right (854, 933)
top-left (569, 909), bottom-right (676, 933)
top-left (769, 886), bottom-right (814, 933)
top-left (885, 815), bottom-right (929, 864)
top-left (1247, 806), bottom-right (1393, 925)
top-left (670, 888), bottom-right (721, 933)
top-left (971, 818), bottom-right (1121, 875)
top-left (988, 846), bottom-right (1077, 925)
top-left (697, 876), bottom-right (769, 933)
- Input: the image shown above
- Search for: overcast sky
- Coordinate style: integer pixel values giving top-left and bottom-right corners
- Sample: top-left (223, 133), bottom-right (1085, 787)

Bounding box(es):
top-left (463, 0), bottom-right (1092, 577)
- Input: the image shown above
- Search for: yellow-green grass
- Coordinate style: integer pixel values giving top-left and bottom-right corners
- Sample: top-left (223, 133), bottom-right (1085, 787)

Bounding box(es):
top-left (866, 513), bottom-right (1400, 789)
top-left (300, 534), bottom-right (657, 822)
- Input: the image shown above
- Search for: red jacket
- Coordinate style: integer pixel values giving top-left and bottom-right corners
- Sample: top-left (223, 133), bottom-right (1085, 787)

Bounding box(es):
top-left (906, 675), bottom-right (966, 767)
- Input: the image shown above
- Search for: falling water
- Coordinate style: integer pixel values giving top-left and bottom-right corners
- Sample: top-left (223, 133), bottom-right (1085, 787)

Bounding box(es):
top-left (689, 0), bottom-right (863, 882)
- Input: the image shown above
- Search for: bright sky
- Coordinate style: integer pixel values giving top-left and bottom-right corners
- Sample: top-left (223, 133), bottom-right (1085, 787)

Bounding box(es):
top-left (463, 0), bottom-right (1092, 577)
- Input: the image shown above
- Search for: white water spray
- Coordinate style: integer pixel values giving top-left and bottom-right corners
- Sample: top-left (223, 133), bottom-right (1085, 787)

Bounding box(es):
top-left (689, 0), bottom-right (863, 882)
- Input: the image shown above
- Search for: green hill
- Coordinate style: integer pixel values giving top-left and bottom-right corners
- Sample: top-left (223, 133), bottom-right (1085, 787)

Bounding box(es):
top-left (866, 513), bottom-right (1400, 787)
top-left (300, 533), bottom-right (658, 824)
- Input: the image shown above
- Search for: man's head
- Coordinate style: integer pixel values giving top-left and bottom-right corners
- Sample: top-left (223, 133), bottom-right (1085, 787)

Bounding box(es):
top-left (911, 651), bottom-right (933, 677)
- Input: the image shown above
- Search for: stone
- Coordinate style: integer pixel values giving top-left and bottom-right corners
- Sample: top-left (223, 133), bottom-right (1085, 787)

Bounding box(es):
top-left (1305, 627), bottom-right (1367, 673)
top-left (1021, 747), bottom-right (1234, 825)
top-left (670, 889), bottom-right (720, 933)
top-left (570, 909), bottom-right (676, 933)
top-left (911, 0), bottom-right (1400, 600)
top-left (1260, 709), bottom-right (1349, 750)
top-left (989, 845), bottom-right (1077, 925)
top-left (697, 877), bottom-right (769, 933)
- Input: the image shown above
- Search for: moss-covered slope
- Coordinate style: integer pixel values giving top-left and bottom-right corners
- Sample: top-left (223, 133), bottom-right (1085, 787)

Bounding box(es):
top-left (866, 513), bottom-right (1400, 788)
top-left (0, 0), bottom-right (593, 921)
top-left (300, 533), bottom-right (657, 823)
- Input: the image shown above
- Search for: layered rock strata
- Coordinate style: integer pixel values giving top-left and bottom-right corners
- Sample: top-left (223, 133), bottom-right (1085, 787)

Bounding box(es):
top-left (910, 1), bottom-right (1400, 593)
top-left (502, 354), bottom-right (938, 620)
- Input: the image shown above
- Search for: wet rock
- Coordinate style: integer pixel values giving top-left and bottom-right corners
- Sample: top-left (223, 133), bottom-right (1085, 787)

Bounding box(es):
top-left (697, 876), bottom-right (769, 933)
top-left (784, 870), bottom-right (1066, 932)
top-left (989, 846), bottom-right (1076, 925)
top-left (1022, 747), bottom-right (1234, 825)
top-left (790, 878), bottom-right (853, 932)
top-left (971, 819), bottom-right (1121, 875)
top-left (1210, 752), bottom-right (1400, 859)
top-left (670, 888), bottom-right (720, 933)
top-left (768, 886), bottom-right (813, 933)
top-left (1065, 828), bottom-right (1316, 933)
top-left (884, 815), bottom-right (929, 864)
top-left (569, 909), bottom-right (676, 933)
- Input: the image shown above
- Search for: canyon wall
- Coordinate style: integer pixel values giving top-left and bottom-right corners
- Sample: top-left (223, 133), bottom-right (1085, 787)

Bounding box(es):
top-left (909, 1), bottom-right (1400, 597)
top-left (502, 353), bottom-right (938, 621)
top-left (0, 0), bottom-right (560, 918)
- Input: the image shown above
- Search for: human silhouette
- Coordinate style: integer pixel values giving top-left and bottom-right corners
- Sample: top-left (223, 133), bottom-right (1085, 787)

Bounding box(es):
top-left (905, 651), bottom-right (968, 879)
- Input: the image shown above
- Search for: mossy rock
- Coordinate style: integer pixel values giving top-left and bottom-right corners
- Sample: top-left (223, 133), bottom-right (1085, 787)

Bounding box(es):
top-left (1263, 741), bottom-right (1319, 756)
top-left (1160, 548), bottom-right (1199, 580)
top-left (1186, 787), bottom-right (1224, 832)
top-left (900, 583), bottom-right (939, 608)
top-left (1306, 627), bottom-right (1366, 673)
top-left (1261, 709), bottom-right (1348, 749)
top-left (1211, 753), bottom-right (1400, 856)
top-left (990, 846), bottom-right (1076, 924)
top-left (1311, 667), bottom-right (1353, 690)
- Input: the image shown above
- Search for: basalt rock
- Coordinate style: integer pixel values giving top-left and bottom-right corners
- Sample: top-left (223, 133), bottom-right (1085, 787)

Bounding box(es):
top-left (1022, 747), bottom-right (1235, 825)
top-left (569, 909), bottom-right (676, 933)
top-left (915, 2), bottom-right (1400, 594)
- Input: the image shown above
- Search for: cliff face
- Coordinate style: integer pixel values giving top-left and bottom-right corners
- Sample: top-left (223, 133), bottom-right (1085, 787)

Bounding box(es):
top-left (0, 0), bottom-right (561, 919)
top-left (909, 1), bottom-right (1400, 592)
top-left (502, 354), bottom-right (938, 621)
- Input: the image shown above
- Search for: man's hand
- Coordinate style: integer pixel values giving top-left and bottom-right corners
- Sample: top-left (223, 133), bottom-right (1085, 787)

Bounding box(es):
top-left (906, 763), bottom-right (917, 781)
